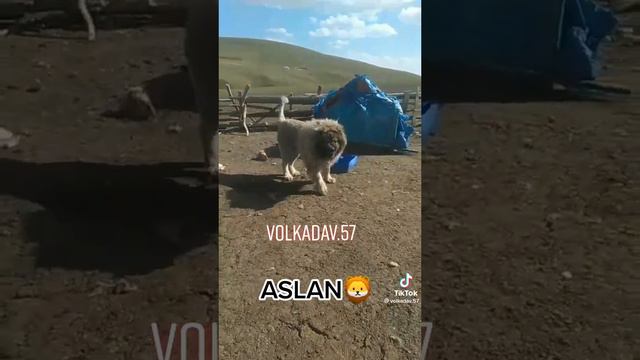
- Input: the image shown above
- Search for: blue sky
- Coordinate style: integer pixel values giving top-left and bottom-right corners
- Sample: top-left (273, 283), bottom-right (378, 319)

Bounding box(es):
top-left (219, 0), bottom-right (421, 75)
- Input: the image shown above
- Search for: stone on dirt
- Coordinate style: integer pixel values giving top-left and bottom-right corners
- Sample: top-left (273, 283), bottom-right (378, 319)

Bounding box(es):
top-left (0, 127), bottom-right (20, 149)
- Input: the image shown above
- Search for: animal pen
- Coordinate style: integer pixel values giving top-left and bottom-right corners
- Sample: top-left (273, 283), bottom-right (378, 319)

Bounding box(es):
top-left (219, 83), bottom-right (422, 136)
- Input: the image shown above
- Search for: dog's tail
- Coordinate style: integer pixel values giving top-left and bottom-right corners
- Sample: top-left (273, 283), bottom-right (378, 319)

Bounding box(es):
top-left (278, 96), bottom-right (289, 122)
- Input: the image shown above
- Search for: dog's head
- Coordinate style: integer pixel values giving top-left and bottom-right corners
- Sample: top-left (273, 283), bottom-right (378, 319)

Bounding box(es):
top-left (313, 121), bottom-right (347, 160)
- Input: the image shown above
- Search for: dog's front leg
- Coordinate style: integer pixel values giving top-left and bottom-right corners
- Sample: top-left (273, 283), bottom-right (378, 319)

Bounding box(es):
top-left (309, 168), bottom-right (328, 195)
top-left (282, 160), bottom-right (294, 181)
top-left (321, 163), bottom-right (336, 184)
top-left (200, 120), bottom-right (219, 177)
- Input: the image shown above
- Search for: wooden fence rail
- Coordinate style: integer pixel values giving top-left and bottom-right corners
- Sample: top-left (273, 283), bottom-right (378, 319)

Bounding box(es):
top-left (219, 83), bottom-right (421, 135)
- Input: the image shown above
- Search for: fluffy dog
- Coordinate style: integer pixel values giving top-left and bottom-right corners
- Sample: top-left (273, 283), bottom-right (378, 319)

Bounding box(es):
top-left (277, 96), bottom-right (347, 195)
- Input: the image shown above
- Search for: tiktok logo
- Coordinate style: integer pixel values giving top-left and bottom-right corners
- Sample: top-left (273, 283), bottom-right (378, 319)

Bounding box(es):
top-left (399, 273), bottom-right (413, 288)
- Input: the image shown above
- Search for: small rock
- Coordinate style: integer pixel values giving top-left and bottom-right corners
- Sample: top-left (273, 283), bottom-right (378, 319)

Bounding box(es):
top-left (561, 271), bottom-right (573, 280)
top-left (0, 128), bottom-right (20, 149)
top-left (113, 279), bottom-right (138, 294)
top-left (520, 181), bottom-right (533, 191)
top-left (14, 286), bottom-right (38, 299)
top-left (33, 61), bottom-right (51, 69)
top-left (618, 26), bottom-right (634, 36)
top-left (271, 162), bottom-right (277, 166)
top-left (298, 204), bottom-right (305, 210)
top-left (471, 183), bottom-right (482, 190)
top-left (167, 124), bottom-right (182, 133)
top-left (256, 150), bottom-right (268, 161)
top-left (613, 128), bottom-right (629, 137)
top-left (523, 138), bottom-right (534, 148)
top-left (255, 211), bottom-right (263, 216)
top-left (389, 335), bottom-right (404, 347)
top-left (444, 221), bottom-right (461, 231)
top-left (388, 261), bottom-right (399, 267)
top-left (546, 213), bottom-right (562, 224)
top-left (116, 86), bottom-right (157, 121)
top-left (25, 79), bottom-right (42, 93)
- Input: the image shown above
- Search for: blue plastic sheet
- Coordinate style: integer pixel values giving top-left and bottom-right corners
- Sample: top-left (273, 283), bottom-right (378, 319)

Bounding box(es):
top-left (421, 102), bottom-right (442, 147)
top-left (555, 0), bottom-right (618, 84)
top-left (312, 75), bottom-right (414, 150)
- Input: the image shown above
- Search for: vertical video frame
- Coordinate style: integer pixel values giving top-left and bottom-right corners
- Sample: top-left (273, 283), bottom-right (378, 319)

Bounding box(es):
top-left (218, 0), bottom-right (423, 358)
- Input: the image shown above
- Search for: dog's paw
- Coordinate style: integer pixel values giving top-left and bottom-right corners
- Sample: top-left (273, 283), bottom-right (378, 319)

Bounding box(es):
top-left (316, 183), bottom-right (329, 196)
top-left (284, 173), bottom-right (294, 181)
top-left (326, 175), bottom-right (336, 184)
top-left (290, 167), bottom-right (301, 176)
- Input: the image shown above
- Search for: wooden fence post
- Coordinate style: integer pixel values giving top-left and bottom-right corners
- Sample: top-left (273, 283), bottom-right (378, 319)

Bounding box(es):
top-left (239, 84), bottom-right (251, 136)
top-left (401, 91), bottom-right (409, 113)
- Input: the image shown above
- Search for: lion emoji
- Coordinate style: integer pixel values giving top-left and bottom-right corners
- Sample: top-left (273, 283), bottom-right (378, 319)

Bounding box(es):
top-left (345, 276), bottom-right (371, 304)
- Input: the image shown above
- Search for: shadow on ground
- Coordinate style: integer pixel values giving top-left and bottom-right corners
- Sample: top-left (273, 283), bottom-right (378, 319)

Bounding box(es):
top-left (0, 159), bottom-right (217, 276)
top-left (261, 143), bottom-right (412, 159)
top-left (220, 173), bottom-right (313, 210)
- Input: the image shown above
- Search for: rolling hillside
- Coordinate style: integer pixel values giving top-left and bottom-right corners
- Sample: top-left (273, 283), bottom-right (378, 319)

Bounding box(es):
top-left (219, 37), bottom-right (421, 95)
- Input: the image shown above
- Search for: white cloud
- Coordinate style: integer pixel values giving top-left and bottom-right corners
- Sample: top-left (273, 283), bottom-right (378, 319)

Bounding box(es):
top-left (398, 6), bottom-right (420, 25)
top-left (330, 39), bottom-right (350, 49)
top-left (309, 14), bottom-right (397, 39)
top-left (244, 0), bottom-right (414, 13)
top-left (343, 50), bottom-right (421, 75)
top-left (266, 27), bottom-right (293, 38)
top-left (265, 37), bottom-right (293, 44)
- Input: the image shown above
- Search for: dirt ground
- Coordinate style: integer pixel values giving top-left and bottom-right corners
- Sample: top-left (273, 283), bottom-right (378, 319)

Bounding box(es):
top-left (1, 28), bottom-right (218, 360)
top-left (217, 132), bottom-right (421, 359)
top-left (421, 16), bottom-right (640, 360)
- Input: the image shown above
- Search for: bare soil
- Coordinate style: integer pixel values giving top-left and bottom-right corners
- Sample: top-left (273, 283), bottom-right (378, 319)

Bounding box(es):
top-left (421, 18), bottom-right (640, 360)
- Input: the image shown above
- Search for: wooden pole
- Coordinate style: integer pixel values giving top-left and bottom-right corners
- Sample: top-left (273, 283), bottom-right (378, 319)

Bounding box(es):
top-left (401, 91), bottom-right (410, 113)
top-left (240, 84), bottom-right (251, 136)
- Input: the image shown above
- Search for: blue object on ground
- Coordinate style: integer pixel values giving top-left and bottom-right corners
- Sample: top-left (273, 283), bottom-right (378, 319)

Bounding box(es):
top-left (331, 154), bottom-right (359, 174)
top-left (554, 0), bottom-right (618, 84)
top-left (423, 0), bottom-right (617, 85)
top-left (421, 102), bottom-right (442, 147)
top-left (312, 75), bottom-right (414, 150)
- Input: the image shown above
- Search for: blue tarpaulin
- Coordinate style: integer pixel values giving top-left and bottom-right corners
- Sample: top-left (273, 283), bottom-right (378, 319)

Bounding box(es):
top-left (554, 0), bottom-right (618, 84)
top-left (312, 75), bottom-right (414, 150)
top-left (421, 102), bottom-right (442, 147)
top-left (423, 0), bottom-right (618, 86)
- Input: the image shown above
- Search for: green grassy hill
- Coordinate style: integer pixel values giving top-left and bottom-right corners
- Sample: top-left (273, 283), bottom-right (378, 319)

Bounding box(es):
top-left (219, 37), bottom-right (421, 95)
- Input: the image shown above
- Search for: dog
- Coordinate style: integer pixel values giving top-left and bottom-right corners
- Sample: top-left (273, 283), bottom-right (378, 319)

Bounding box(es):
top-left (277, 96), bottom-right (347, 195)
top-left (184, 0), bottom-right (221, 180)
